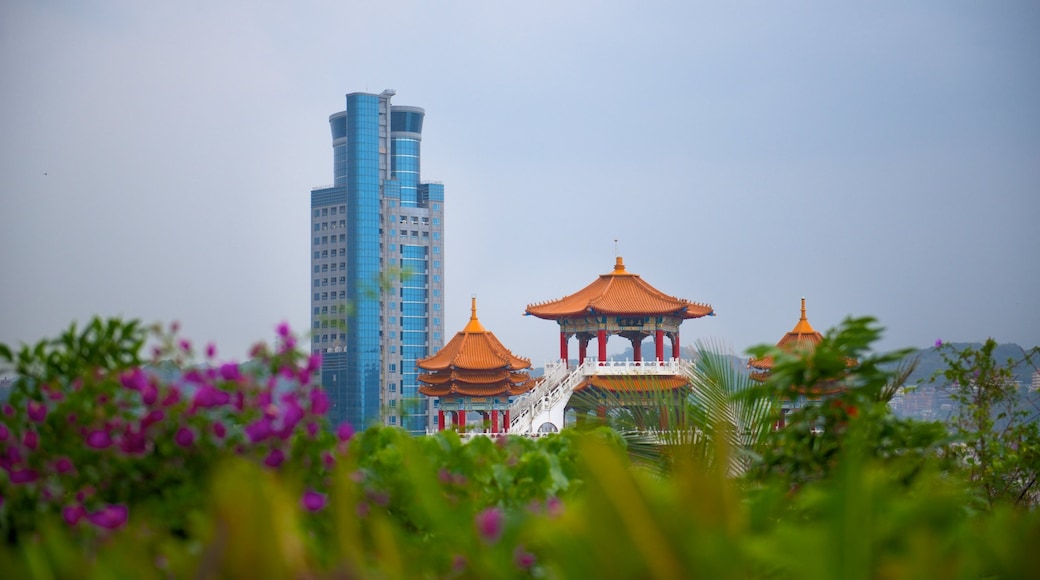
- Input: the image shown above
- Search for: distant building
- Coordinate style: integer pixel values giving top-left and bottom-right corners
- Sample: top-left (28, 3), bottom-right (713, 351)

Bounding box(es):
top-left (310, 90), bottom-right (445, 434)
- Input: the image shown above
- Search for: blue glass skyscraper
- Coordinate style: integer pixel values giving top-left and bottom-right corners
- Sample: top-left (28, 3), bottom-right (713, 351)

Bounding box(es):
top-left (310, 90), bottom-right (445, 434)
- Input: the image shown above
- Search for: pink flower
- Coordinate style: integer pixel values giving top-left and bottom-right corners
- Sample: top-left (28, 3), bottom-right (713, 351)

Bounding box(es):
top-left (141, 409), bottom-right (165, 429)
top-left (245, 419), bottom-right (272, 443)
top-left (174, 427), bottom-right (195, 447)
top-left (63, 505), bottom-right (85, 526)
top-left (178, 339), bottom-right (192, 353)
top-left (27, 400), bottom-right (47, 423)
top-left (336, 423), bottom-right (355, 442)
top-left (120, 368), bottom-right (149, 392)
top-left (120, 428), bottom-right (148, 454)
top-left (264, 448), bottom-right (285, 468)
top-left (23, 430), bottom-right (38, 450)
top-left (192, 385), bottom-right (230, 410)
top-left (513, 545), bottom-right (536, 570)
top-left (307, 422), bottom-right (319, 438)
top-left (10, 469), bottom-right (38, 484)
top-left (213, 422), bottom-right (227, 439)
top-left (161, 387), bottom-right (181, 408)
top-left (0, 424), bottom-right (8, 441)
top-left (205, 343), bottom-right (217, 359)
top-left (475, 507), bottom-right (504, 544)
top-left (276, 322), bottom-right (290, 338)
top-left (322, 452), bottom-right (335, 470)
top-left (141, 382), bottom-right (158, 406)
top-left (55, 457), bottom-right (75, 474)
top-left (86, 430), bottom-right (113, 449)
top-left (86, 504), bottom-right (128, 530)
top-left (219, 363), bottom-right (241, 381)
top-left (301, 490), bottom-right (326, 512)
top-left (310, 388), bottom-right (330, 415)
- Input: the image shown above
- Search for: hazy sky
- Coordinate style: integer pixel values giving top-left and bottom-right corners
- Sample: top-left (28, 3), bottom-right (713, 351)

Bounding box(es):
top-left (2, 1), bottom-right (1038, 367)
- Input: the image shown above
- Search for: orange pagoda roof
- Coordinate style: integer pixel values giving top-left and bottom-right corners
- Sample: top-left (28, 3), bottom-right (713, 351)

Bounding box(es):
top-left (525, 256), bottom-right (714, 320)
top-left (748, 298), bottom-right (825, 378)
top-left (418, 298), bottom-right (535, 398)
top-left (573, 374), bottom-right (690, 393)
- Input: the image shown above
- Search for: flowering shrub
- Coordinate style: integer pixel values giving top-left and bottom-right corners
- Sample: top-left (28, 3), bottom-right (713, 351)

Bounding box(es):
top-left (1, 317), bottom-right (1038, 578)
top-left (0, 317), bottom-right (339, 539)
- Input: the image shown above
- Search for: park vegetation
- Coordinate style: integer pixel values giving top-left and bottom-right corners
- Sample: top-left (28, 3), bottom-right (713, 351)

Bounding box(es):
top-left (1, 316), bottom-right (1038, 578)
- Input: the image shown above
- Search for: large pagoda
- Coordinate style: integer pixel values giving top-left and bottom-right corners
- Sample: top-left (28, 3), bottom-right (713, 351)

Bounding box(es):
top-left (526, 256), bottom-right (714, 365)
top-left (417, 298), bottom-right (535, 433)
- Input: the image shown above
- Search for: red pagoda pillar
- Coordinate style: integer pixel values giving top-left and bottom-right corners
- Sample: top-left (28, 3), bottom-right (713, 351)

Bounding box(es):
top-left (655, 329), bottom-right (664, 361)
top-left (633, 338), bottom-right (642, 364)
top-left (457, 410), bottom-right (466, 433)
top-left (438, 410), bottom-right (445, 432)
top-left (491, 410), bottom-right (499, 434)
top-left (578, 338), bottom-right (588, 365)
top-left (672, 332), bottom-right (680, 360)
top-left (559, 332), bottom-right (568, 365)
top-left (504, 410), bottom-right (510, 433)
top-left (598, 329), bottom-right (607, 363)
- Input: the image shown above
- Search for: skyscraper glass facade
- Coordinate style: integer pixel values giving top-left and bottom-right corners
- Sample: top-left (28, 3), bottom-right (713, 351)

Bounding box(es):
top-left (311, 90), bottom-right (445, 434)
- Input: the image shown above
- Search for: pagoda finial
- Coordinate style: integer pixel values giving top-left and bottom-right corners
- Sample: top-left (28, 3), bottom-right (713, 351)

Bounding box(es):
top-left (614, 255), bottom-right (626, 273)
top-left (463, 295), bottom-right (486, 333)
top-left (792, 297), bottom-right (816, 334)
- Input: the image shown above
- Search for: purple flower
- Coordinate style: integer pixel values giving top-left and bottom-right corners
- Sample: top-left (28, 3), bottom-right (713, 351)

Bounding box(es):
top-left (174, 427), bottom-right (195, 448)
top-left (86, 430), bottom-right (113, 449)
top-left (452, 555), bottom-right (467, 573)
top-left (141, 409), bottom-right (165, 429)
top-left (86, 504), bottom-right (128, 530)
top-left (141, 382), bottom-right (158, 406)
top-left (276, 322), bottom-right (291, 338)
top-left (245, 419), bottom-right (272, 443)
top-left (336, 423), bottom-right (355, 442)
top-left (213, 422), bottom-right (227, 439)
top-left (10, 469), bottom-right (38, 484)
top-left (120, 368), bottom-right (149, 392)
top-left (54, 457), bottom-right (75, 474)
top-left (545, 496), bottom-right (564, 518)
top-left (322, 452), bottom-right (335, 469)
top-left (264, 448), bottom-right (285, 468)
top-left (307, 422), bottom-right (319, 438)
top-left (0, 424), bottom-right (8, 441)
top-left (205, 343), bottom-right (217, 359)
top-left (23, 431), bottom-right (38, 450)
top-left (178, 339), bottom-right (192, 353)
top-left (120, 428), bottom-right (148, 454)
top-left (475, 507), bottom-right (504, 544)
top-left (219, 363), bottom-right (241, 381)
top-left (63, 505), bottom-right (84, 526)
top-left (310, 388), bottom-right (330, 416)
top-left (513, 545), bottom-right (536, 570)
top-left (27, 400), bottom-right (47, 423)
top-left (935, 339), bottom-right (943, 348)
top-left (301, 490), bottom-right (327, 512)
top-left (161, 387), bottom-right (181, 408)
top-left (192, 385), bottom-right (230, 410)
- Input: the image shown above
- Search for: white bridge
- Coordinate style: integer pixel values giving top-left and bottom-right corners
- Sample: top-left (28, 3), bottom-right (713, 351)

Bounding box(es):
top-left (506, 358), bottom-right (696, 435)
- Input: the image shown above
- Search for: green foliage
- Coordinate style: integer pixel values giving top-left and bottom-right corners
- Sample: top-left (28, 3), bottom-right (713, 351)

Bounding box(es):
top-left (2, 316), bottom-right (1038, 578)
top-left (745, 317), bottom-right (953, 489)
top-left (934, 339), bottom-right (1040, 507)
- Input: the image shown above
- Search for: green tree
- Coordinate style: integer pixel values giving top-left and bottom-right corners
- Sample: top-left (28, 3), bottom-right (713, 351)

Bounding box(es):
top-left (934, 339), bottom-right (1040, 508)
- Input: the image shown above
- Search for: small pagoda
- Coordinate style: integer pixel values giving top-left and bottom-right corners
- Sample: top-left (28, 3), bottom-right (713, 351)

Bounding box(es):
top-left (525, 256), bottom-right (714, 365)
top-left (418, 298), bottom-right (535, 433)
top-left (747, 298), bottom-right (847, 426)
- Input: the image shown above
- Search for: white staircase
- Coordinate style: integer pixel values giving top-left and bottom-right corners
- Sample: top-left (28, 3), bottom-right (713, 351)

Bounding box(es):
top-left (508, 359), bottom-right (696, 434)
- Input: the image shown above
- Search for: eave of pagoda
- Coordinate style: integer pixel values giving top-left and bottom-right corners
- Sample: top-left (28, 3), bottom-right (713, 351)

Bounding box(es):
top-left (525, 256), bottom-right (713, 323)
top-left (417, 297), bottom-right (532, 372)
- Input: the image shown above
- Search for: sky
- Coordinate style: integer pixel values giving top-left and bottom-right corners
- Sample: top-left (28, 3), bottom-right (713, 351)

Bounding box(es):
top-left (2, 1), bottom-right (1038, 368)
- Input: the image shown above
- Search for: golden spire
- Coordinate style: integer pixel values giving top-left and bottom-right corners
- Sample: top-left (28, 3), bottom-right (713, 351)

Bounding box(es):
top-left (613, 255), bottom-right (626, 273)
top-left (791, 297), bottom-right (816, 334)
top-left (463, 295), bottom-right (486, 333)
